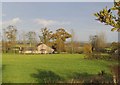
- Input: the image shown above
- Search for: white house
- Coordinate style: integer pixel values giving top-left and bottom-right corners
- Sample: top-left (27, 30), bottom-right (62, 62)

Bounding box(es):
top-left (37, 43), bottom-right (54, 54)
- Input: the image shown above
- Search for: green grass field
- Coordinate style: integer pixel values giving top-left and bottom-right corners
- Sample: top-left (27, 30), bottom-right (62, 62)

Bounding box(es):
top-left (2, 53), bottom-right (118, 83)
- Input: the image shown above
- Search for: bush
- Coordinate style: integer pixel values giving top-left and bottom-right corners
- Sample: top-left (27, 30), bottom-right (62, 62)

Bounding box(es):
top-left (83, 44), bottom-right (92, 58)
top-left (83, 44), bottom-right (92, 53)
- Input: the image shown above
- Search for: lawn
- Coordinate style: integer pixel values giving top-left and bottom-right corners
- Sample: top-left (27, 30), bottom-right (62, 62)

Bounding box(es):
top-left (2, 53), bottom-right (118, 83)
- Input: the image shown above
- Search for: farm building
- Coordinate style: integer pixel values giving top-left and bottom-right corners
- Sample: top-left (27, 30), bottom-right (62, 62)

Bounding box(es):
top-left (37, 43), bottom-right (54, 54)
top-left (22, 43), bottom-right (54, 54)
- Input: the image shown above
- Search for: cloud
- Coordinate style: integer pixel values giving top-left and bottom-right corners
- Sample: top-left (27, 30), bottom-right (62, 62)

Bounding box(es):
top-left (2, 17), bottom-right (21, 26)
top-left (35, 19), bottom-right (57, 26)
top-left (34, 18), bottom-right (70, 27)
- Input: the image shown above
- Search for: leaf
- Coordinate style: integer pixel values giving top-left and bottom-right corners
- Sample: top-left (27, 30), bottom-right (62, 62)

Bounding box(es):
top-left (111, 27), bottom-right (118, 31)
top-left (94, 13), bottom-right (99, 17)
top-left (111, 7), bottom-right (117, 10)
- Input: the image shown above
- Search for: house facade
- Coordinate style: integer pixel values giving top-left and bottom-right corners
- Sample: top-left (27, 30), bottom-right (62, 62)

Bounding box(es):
top-left (37, 44), bottom-right (54, 54)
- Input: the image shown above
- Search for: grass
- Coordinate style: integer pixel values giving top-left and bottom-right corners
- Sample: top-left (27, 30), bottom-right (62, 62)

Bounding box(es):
top-left (2, 53), bottom-right (118, 83)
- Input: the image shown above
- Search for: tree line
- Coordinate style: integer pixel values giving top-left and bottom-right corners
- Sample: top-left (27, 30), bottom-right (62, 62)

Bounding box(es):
top-left (2, 26), bottom-right (73, 53)
top-left (2, 25), bottom-right (108, 54)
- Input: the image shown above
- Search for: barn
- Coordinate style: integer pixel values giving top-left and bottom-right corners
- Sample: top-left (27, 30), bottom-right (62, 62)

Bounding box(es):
top-left (37, 43), bottom-right (54, 54)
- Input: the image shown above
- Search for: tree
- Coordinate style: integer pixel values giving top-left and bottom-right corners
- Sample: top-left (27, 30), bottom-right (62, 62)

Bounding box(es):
top-left (83, 43), bottom-right (92, 58)
top-left (97, 32), bottom-right (106, 49)
top-left (39, 27), bottom-right (52, 45)
top-left (26, 31), bottom-right (37, 47)
top-left (71, 29), bottom-right (75, 53)
top-left (89, 32), bottom-right (106, 52)
top-left (111, 42), bottom-right (120, 54)
top-left (4, 25), bottom-right (17, 48)
top-left (83, 44), bottom-right (92, 54)
top-left (51, 28), bottom-right (72, 53)
top-left (22, 31), bottom-right (27, 46)
top-left (89, 35), bottom-right (98, 52)
top-left (94, 1), bottom-right (120, 84)
top-left (94, 1), bottom-right (120, 32)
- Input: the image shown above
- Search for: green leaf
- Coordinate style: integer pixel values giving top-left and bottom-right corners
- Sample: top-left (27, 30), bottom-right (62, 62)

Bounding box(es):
top-left (111, 7), bottom-right (117, 10)
top-left (111, 27), bottom-right (118, 31)
top-left (94, 13), bottom-right (99, 17)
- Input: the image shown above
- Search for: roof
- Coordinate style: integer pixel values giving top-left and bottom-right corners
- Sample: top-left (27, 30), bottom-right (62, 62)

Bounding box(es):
top-left (36, 42), bottom-right (43, 47)
top-left (37, 43), bottom-right (54, 52)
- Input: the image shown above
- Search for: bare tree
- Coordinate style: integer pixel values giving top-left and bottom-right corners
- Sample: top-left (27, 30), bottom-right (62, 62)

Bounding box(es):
top-left (26, 31), bottom-right (37, 47)
top-left (89, 35), bottom-right (98, 52)
top-left (97, 32), bottom-right (106, 49)
top-left (89, 32), bottom-right (106, 52)
top-left (71, 29), bottom-right (75, 54)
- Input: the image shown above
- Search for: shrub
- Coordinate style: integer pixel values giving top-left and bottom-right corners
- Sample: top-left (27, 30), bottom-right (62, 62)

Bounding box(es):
top-left (83, 44), bottom-right (92, 54)
top-left (83, 44), bottom-right (92, 58)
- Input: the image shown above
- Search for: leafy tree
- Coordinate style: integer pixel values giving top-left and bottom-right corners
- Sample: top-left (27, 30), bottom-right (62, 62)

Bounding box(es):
top-left (39, 27), bottom-right (52, 45)
top-left (94, 1), bottom-right (120, 84)
top-left (2, 25), bottom-right (17, 53)
top-left (39, 28), bottom-right (71, 53)
top-left (51, 28), bottom-right (72, 53)
top-left (4, 25), bottom-right (17, 47)
top-left (94, 1), bottom-right (120, 31)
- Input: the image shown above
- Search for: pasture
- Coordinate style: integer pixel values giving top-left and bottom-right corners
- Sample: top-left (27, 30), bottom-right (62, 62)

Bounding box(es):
top-left (2, 53), bottom-right (118, 83)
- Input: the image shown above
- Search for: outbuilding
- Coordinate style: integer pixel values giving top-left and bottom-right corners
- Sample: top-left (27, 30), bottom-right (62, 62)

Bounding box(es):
top-left (37, 43), bottom-right (54, 54)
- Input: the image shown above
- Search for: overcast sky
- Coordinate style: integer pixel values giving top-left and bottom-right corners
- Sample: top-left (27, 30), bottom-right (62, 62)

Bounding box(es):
top-left (2, 2), bottom-right (118, 42)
